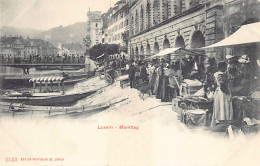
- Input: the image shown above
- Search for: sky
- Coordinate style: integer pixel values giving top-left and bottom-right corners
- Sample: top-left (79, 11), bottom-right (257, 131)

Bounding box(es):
top-left (0, 0), bottom-right (119, 30)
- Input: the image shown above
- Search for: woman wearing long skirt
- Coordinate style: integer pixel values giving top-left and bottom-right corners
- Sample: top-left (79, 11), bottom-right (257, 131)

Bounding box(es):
top-left (149, 63), bottom-right (157, 95)
top-left (155, 64), bottom-right (164, 99)
top-left (161, 64), bottom-right (170, 102)
top-left (211, 62), bottom-right (233, 128)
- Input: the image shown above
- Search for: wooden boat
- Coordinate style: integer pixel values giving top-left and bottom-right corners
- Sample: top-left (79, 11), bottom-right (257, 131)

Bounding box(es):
top-left (0, 71), bottom-right (95, 89)
top-left (35, 66), bottom-right (84, 71)
top-left (0, 90), bottom-right (96, 106)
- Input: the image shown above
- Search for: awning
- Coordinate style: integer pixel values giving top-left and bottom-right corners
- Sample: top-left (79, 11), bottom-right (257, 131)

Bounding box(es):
top-left (148, 47), bottom-right (203, 59)
top-left (202, 22), bottom-right (260, 49)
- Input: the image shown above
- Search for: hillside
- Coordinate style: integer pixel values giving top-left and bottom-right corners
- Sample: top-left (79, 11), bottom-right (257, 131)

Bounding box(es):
top-left (41, 22), bottom-right (87, 46)
top-left (0, 22), bottom-right (87, 47)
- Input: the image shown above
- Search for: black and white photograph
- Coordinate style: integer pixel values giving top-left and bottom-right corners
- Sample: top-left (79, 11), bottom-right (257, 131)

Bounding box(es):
top-left (0, 0), bottom-right (260, 165)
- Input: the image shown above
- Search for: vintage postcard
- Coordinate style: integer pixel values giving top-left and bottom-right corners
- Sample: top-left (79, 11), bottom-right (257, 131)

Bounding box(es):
top-left (0, 0), bottom-right (260, 165)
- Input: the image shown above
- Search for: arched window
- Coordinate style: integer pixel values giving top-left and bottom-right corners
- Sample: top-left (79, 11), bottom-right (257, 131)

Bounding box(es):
top-left (96, 23), bottom-right (98, 27)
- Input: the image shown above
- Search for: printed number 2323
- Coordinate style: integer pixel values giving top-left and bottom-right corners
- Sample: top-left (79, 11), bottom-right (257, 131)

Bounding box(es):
top-left (5, 157), bottom-right (17, 162)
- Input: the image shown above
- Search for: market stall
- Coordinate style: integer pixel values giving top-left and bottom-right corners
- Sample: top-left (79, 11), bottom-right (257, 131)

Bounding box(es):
top-left (198, 22), bottom-right (260, 133)
top-left (145, 47), bottom-right (213, 126)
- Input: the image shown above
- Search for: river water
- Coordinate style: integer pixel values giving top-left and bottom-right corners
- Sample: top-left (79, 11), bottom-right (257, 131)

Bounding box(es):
top-left (0, 66), bottom-right (105, 111)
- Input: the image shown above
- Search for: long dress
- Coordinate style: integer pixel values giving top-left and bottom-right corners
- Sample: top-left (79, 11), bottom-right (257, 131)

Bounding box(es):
top-left (211, 71), bottom-right (233, 127)
top-left (153, 67), bottom-right (159, 95)
top-left (155, 67), bottom-right (163, 99)
top-left (149, 66), bottom-right (156, 95)
top-left (160, 68), bottom-right (169, 102)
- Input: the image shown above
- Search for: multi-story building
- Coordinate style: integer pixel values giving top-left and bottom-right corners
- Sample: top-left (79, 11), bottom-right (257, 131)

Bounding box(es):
top-left (99, 12), bottom-right (110, 44)
top-left (0, 36), bottom-right (25, 61)
top-left (86, 9), bottom-right (102, 47)
top-left (128, 0), bottom-right (259, 61)
top-left (106, 0), bottom-right (130, 46)
top-left (222, 0), bottom-right (259, 60)
top-left (0, 36), bottom-right (58, 62)
top-left (128, 0), bottom-right (224, 60)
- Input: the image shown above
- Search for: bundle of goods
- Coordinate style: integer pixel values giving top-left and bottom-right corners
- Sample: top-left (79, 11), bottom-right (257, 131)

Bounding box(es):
top-left (118, 75), bottom-right (130, 88)
top-left (241, 117), bottom-right (260, 134)
top-left (172, 96), bottom-right (186, 120)
top-left (184, 96), bottom-right (213, 110)
top-left (136, 81), bottom-right (150, 95)
top-left (180, 79), bottom-right (203, 96)
top-left (181, 109), bottom-right (208, 126)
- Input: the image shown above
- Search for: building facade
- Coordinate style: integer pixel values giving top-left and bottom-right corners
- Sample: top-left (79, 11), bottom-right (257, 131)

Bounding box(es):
top-left (128, 0), bottom-right (225, 60)
top-left (86, 9), bottom-right (102, 47)
top-left (0, 36), bottom-right (58, 62)
top-left (222, 0), bottom-right (260, 59)
top-left (106, 0), bottom-right (130, 47)
top-left (128, 0), bottom-right (260, 61)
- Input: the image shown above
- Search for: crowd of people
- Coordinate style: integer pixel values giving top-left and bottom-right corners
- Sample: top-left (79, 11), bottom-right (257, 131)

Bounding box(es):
top-left (102, 53), bottom-right (259, 128)
top-left (0, 54), bottom-right (85, 64)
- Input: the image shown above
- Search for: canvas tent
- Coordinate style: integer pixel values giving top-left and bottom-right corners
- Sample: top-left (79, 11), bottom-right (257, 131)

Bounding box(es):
top-left (201, 22), bottom-right (260, 49)
top-left (148, 47), bottom-right (203, 59)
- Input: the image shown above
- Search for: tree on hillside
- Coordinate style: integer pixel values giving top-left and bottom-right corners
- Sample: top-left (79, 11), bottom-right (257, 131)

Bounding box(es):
top-left (83, 36), bottom-right (91, 54)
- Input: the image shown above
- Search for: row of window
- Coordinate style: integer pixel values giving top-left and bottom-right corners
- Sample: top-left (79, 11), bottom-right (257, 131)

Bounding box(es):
top-left (130, 0), bottom-right (201, 36)
top-left (108, 10), bottom-right (128, 26)
top-left (108, 33), bottom-right (122, 42)
top-left (108, 19), bottom-right (129, 35)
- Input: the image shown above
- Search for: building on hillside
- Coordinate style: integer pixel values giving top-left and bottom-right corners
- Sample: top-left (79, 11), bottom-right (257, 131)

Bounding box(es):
top-left (0, 36), bottom-right (25, 62)
top-left (86, 9), bottom-right (102, 47)
top-left (0, 35), bottom-right (57, 62)
top-left (58, 43), bottom-right (85, 56)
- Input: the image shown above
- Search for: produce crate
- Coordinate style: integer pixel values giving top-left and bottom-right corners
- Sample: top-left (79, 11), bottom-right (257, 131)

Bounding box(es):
top-left (182, 109), bottom-right (208, 126)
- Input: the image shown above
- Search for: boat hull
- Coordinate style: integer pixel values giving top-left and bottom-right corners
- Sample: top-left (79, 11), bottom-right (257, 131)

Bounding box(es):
top-left (0, 91), bottom-right (96, 106)
top-left (0, 72), bottom-right (95, 89)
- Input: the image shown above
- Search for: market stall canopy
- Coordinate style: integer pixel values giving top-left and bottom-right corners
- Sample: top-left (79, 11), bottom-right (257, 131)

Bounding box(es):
top-left (201, 22), bottom-right (260, 49)
top-left (148, 47), bottom-right (203, 59)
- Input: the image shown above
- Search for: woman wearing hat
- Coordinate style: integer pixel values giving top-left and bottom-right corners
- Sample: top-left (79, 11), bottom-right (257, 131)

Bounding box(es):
top-left (211, 61), bottom-right (233, 128)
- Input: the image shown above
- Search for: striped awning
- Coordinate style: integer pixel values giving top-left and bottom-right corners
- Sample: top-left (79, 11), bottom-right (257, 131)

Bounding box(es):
top-left (29, 76), bottom-right (64, 83)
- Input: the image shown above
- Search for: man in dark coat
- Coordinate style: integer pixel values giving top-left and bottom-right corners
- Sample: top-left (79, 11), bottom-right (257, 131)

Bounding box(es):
top-left (140, 62), bottom-right (148, 82)
top-left (128, 62), bottom-right (136, 88)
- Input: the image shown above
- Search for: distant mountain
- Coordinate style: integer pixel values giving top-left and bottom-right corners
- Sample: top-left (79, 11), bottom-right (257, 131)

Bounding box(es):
top-left (0, 22), bottom-right (87, 47)
top-left (41, 22), bottom-right (87, 47)
top-left (0, 26), bottom-right (42, 38)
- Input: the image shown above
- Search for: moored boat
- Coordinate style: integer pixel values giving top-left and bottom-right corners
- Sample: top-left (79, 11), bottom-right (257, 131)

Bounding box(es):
top-left (0, 90), bottom-right (96, 106)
